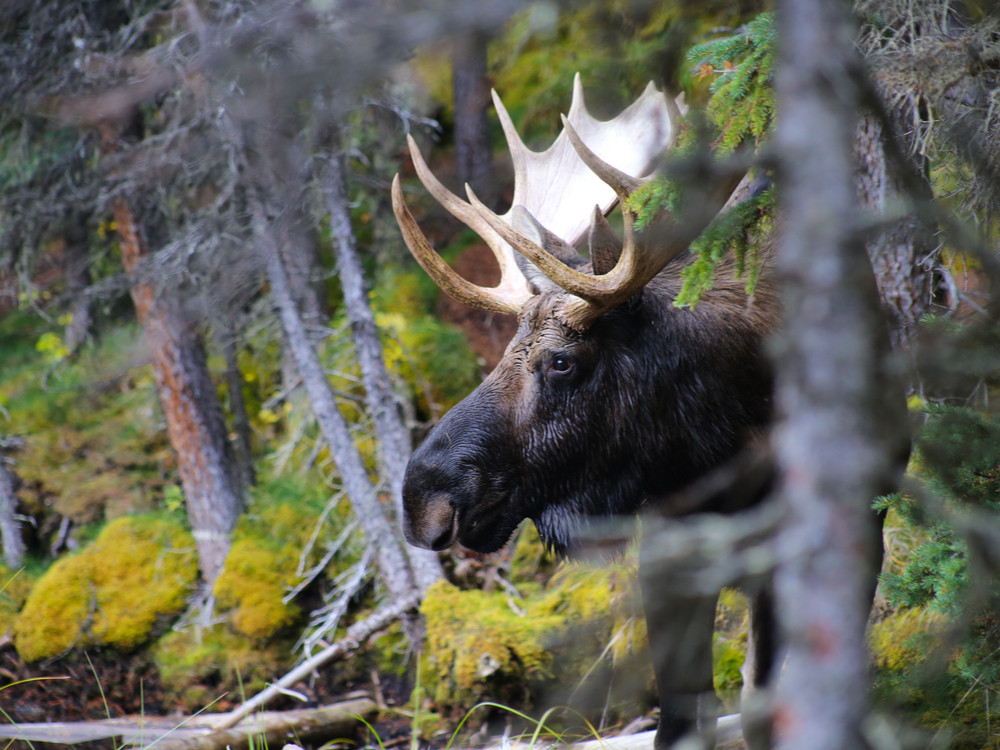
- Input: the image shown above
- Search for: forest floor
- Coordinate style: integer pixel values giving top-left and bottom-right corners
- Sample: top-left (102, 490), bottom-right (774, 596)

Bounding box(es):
top-left (0, 243), bottom-right (514, 747)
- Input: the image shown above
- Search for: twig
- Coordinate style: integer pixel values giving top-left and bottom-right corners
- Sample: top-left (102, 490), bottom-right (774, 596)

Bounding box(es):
top-left (212, 592), bottom-right (421, 730)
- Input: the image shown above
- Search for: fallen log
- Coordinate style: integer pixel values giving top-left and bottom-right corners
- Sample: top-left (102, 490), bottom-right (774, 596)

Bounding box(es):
top-left (0, 697), bottom-right (377, 749)
top-left (150, 699), bottom-right (378, 750)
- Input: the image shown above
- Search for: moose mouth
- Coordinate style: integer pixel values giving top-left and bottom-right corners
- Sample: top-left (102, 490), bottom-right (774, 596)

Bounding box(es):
top-left (402, 488), bottom-right (524, 555)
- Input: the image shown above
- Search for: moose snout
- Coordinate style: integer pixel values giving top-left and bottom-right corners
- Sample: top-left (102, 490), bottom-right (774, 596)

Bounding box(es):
top-left (402, 492), bottom-right (458, 550)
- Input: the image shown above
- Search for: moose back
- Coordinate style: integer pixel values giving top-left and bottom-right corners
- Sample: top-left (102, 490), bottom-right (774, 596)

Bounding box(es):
top-left (392, 76), bottom-right (778, 750)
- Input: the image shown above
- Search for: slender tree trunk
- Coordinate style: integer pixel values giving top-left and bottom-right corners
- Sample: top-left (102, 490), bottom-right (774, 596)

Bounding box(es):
top-left (220, 327), bottom-right (256, 492)
top-left (253, 206), bottom-right (418, 603)
top-left (0, 454), bottom-right (24, 570)
top-left (113, 198), bottom-right (243, 586)
top-left (319, 145), bottom-right (443, 592)
top-left (62, 215), bottom-right (93, 354)
top-left (771, 1), bottom-right (905, 748)
top-left (452, 32), bottom-right (496, 206)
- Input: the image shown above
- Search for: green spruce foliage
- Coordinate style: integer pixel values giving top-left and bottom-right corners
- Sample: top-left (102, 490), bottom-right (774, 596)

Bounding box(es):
top-left (628, 14), bottom-right (776, 306)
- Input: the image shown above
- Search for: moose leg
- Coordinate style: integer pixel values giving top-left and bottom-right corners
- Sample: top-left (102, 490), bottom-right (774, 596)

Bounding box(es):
top-left (640, 555), bottom-right (719, 750)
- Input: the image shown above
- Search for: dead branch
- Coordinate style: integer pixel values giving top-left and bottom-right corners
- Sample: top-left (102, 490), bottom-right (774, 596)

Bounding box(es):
top-left (212, 593), bottom-right (421, 730)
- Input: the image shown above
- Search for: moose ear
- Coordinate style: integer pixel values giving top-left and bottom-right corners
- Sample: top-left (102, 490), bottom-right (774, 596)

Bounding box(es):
top-left (588, 206), bottom-right (623, 276)
top-left (509, 205), bottom-right (586, 293)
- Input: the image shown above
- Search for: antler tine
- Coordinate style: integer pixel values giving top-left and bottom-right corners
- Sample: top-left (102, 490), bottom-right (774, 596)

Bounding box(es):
top-left (398, 137), bottom-right (532, 314)
top-left (391, 174), bottom-right (527, 315)
top-left (465, 186), bottom-right (630, 304)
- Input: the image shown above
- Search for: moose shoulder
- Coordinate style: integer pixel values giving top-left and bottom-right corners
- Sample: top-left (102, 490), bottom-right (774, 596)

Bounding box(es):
top-left (392, 76), bottom-right (778, 750)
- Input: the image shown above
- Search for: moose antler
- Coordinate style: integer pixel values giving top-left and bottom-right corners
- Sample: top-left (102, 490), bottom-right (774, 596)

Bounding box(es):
top-left (392, 74), bottom-right (739, 329)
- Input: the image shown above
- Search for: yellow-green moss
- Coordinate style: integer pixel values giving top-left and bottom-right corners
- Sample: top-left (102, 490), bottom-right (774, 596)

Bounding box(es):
top-left (213, 501), bottom-right (326, 640)
top-left (870, 606), bottom-right (945, 672)
top-left (420, 560), bottom-right (645, 710)
top-left (13, 516), bottom-right (198, 662)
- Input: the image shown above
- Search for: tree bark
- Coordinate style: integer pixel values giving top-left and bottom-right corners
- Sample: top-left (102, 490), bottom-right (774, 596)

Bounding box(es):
top-left (855, 113), bottom-right (940, 347)
top-left (452, 32), bottom-right (497, 206)
top-left (220, 327), bottom-right (256, 492)
top-left (253, 206), bottom-right (418, 604)
top-left (771, 1), bottom-right (906, 748)
top-left (62, 215), bottom-right (93, 354)
top-left (113, 197), bottom-right (243, 586)
top-left (0, 455), bottom-right (24, 570)
top-left (319, 145), bottom-right (442, 593)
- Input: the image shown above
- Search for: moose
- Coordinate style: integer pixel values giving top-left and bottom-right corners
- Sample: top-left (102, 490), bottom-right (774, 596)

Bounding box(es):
top-left (391, 76), bottom-right (779, 749)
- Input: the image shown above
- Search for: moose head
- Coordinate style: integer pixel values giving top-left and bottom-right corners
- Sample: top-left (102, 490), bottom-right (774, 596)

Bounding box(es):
top-left (392, 76), bottom-right (776, 556)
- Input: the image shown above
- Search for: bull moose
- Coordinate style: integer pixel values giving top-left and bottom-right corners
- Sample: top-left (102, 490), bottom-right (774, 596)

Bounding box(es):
top-left (391, 76), bottom-right (779, 749)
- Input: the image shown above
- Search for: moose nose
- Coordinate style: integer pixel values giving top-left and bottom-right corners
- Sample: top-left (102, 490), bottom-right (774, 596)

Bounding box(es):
top-left (403, 493), bottom-right (458, 551)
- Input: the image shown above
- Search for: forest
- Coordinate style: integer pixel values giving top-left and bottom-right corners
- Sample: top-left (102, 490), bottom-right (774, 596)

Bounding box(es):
top-left (0, 0), bottom-right (999, 749)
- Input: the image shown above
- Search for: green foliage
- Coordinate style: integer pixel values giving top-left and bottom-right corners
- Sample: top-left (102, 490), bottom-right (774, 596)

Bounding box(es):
top-left (628, 176), bottom-right (773, 306)
top-left (488, 2), bottom-right (767, 145)
top-left (371, 264), bottom-right (482, 415)
top-left (874, 396), bottom-right (1000, 746)
top-left (882, 405), bottom-right (1000, 615)
top-left (676, 187), bottom-right (773, 306)
top-left (0, 320), bottom-right (171, 525)
top-left (0, 564), bottom-right (35, 638)
top-left (153, 623), bottom-right (293, 708)
top-left (13, 515), bottom-right (198, 661)
top-left (687, 14), bottom-right (775, 153)
top-left (622, 12), bottom-right (776, 307)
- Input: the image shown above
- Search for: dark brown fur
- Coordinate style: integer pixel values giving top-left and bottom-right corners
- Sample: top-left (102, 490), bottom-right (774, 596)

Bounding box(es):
top-left (403, 251), bottom-right (778, 749)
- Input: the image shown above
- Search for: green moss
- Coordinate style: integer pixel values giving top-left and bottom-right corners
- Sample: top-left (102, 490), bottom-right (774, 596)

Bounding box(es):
top-left (213, 500), bottom-right (332, 640)
top-left (871, 606), bottom-right (945, 673)
top-left (712, 588), bottom-right (749, 709)
top-left (13, 515), bottom-right (198, 662)
top-left (420, 560), bottom-right (645, 712)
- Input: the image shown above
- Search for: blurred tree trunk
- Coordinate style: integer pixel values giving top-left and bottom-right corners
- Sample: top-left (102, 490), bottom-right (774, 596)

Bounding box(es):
top-left (103, 123), bottom-right (243, 587)
top-left (452, 31), bottom-right (496, 206)
top-left (0, 447), bottom-right (24, 570)
top-left (771, 1), bottom-right (906, 748)
top-left (318, 139), bottom-right (443, 592)
top-left (220, 326), bottom-right (256, 492)
top-left (243, 120), bottom-right (329, 392)
top-left (62, 215), bottom-right (93, 354)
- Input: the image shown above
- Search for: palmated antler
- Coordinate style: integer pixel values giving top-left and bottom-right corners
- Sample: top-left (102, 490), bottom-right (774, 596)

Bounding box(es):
top-left (392, 74), bottom-right (741, 329)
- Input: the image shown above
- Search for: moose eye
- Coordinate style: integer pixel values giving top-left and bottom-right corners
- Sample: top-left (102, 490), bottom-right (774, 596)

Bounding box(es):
top-left (549, 355), bottom-right (575, 375)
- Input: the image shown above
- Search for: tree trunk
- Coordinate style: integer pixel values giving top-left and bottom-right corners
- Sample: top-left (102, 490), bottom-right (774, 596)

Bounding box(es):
top-left (771, 1), bottom-right (906, 748)
top-left (0, 455), bottom-right (24, 570)
top-left (855, 113), bottom-right (940, 348)
top-left (220, 327), bottom-right (256, 492)
top-left (62, 215), bottom-right (93, 354)
top-left (452, 32), bottom-right (496, 206)
top-left (253, 206), bottom-right (418, 604)
top-left (113, 198), bottom-right (243, 586)
top-left (319, 145), bottom-right (443, 593)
